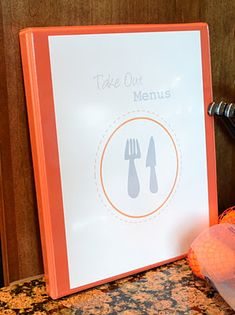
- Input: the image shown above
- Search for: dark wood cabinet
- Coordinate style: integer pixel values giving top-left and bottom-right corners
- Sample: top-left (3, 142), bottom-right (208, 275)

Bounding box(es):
top-left (0, 0), bottom-right (234, 284)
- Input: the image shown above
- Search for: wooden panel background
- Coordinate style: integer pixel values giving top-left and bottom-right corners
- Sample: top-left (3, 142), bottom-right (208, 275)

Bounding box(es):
top-left (0, 0), bottom-right (234, 284)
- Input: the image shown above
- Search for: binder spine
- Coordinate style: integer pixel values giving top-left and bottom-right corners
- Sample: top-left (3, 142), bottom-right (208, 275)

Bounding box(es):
top-left (19, 31), bottom-right (57, 297)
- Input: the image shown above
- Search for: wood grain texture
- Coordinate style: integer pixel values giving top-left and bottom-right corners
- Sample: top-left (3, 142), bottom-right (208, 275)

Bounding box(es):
top-left (0, 0), bottom-right (234, 283)
top-left (0, 0), bottom-right (20, 283)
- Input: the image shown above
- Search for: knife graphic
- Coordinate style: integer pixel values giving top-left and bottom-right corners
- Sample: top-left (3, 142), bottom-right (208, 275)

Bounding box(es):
top-left (146, 136), bottom-right (158, 193)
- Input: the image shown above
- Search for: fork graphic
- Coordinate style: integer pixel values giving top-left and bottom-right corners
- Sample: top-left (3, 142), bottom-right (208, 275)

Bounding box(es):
top-left (124, 139), bottom-right (141, 198)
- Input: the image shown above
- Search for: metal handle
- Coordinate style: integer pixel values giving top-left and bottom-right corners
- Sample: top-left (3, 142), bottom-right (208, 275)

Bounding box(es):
top-left (208, 101), bottom-right (235, 139)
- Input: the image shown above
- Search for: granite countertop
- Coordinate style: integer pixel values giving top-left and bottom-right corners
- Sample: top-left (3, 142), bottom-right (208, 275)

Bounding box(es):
top-left (0, 259), bottom-right (233, 315)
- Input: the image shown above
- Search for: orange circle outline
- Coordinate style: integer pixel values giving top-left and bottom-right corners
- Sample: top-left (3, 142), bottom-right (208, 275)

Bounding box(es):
top-left (100, 117), bottom-right (179, 218)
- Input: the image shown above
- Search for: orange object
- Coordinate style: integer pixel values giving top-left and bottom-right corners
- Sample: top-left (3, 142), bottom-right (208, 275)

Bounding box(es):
top-left (192, 237), bottom-right (235, 281)
top-left (188, 206), bottom-right (235, 278)
top-left (187, 247), bottom-right (204, 279)
top-left (188, 223), bottom-right (235, 282)
top-left (188, 238), bottom-right (235, 281)
top-left (219, 206), bottom-right (235, 224)
top-left (188, 223), bottom-right (235, 310)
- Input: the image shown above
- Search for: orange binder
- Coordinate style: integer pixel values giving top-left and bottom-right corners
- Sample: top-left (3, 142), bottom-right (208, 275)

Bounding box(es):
top-left (20, 24), bottom-right (218, 299)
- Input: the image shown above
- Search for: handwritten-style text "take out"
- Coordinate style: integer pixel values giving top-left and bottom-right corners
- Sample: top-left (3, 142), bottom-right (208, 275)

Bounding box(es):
top-left (93, 72), bottom-right (143, 90)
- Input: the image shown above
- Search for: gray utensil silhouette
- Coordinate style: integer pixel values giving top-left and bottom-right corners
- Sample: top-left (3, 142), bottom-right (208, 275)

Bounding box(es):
top-left (124, 139), bottom-right (141, 198)
top-left (146, 136), bottom-right (158, 193)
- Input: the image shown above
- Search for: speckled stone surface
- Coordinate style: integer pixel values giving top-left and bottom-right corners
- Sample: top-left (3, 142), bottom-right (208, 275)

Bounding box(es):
top-left (0, 259), bottom-right (233, 314)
